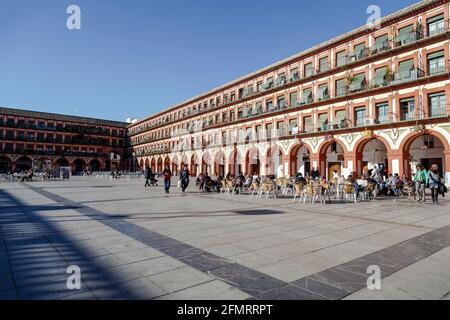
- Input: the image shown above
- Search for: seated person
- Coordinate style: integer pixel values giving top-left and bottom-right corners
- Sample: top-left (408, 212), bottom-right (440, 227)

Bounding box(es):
top-left (295, 173), bottom-right (307, 184)
top-left (243, 175), bottom-right (253, 188)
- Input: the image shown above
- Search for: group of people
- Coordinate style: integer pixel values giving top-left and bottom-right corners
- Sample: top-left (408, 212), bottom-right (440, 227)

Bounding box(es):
top-left (144, 164), bottom-right (189, 194)
top-left (143, 162), bottom-right (448, 203)
top-left (413, 163), bottom-right (447, 205)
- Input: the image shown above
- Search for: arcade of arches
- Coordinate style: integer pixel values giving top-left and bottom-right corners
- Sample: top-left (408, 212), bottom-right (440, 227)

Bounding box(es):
top-left (136, 129), bottom-right (450, 185)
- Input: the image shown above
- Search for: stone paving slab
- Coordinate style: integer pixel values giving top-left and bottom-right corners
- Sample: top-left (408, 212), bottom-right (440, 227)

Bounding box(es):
top-left (1, 177), bottom-right (450, 300)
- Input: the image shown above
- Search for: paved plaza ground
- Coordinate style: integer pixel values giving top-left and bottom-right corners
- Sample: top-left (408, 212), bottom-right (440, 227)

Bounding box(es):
top-left (1, 177), bottom-right (450, 300)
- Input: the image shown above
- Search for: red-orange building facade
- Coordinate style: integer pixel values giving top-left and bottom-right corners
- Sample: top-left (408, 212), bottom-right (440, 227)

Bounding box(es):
top-left (0, 107), bottom-right (127, 174)
top-left (128, 0), bottom-right (450, 184)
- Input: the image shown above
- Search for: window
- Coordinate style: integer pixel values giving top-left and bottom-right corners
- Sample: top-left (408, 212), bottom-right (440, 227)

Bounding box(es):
top-left (353, 43), bottom-right (367, 60)
top-left (395, 25), bottom-right (416, 46)
top-left (428, 92), bottom-right (446, 117)
top-left (257, 81), bottom-right (263, 92)
top-left (304, 62), bottom-right (314, 77)
top-left (374, 66), bottom-right (389, 87)
top-left (290, 68), bottom-right (299, 81)
top-left (427, 50), bottom-right (445, 75)
top-left (265, 77), bottom-right (274, 90)
top-left (238, 108), bottom-right (243, 119)
top-left (318, 113), bottom-right (328, 131)
top-left (266, 100), bottom-right (273, 112)
top-left (349, 73), bottom-right (366, 92)
top-left (277, 121), bottom-right (286, 137)
top-left (277, 96), bottom-right (285, 108)
top-left (336, 51), bottom-right (347, 67)
top-left (255, 102), bottom-right (263, 115)
top-left (317, 83), bottom-right (329, 101)
top-left (289, 119), bottom-right (298, 135)
top-left (290, 91), bottom-right (298, 107)
top-left (399, 98), bottom-right (415, 121)
top-left (373, 34), bottom-right (390, 52)
top-left (335, 79), bottom-right (346, 97)
top-left (376, 103), bottom-right (389, 123)
top-left (319, 57), bottom-right (329, 72)
top-left (354, 107), bottom-right (367, 126)
top-left (303, 116), bottom-right (312, 132)
top-left (266, 123), bottom-right (273, 139)
top-left (256, 125), bottom-right (262, 140)
top-left (397, 59), bottom-right (415, 80)
top-left (275, 73), bottom-right (286, 87)
top-left (335, 110), bottom-right (347, 128)
top-left (301, 88), bottom-right (313, 104)
top-left (230, 111), bottom-right (235, 122)
top-left (427, 14), bottom-right (445, 36)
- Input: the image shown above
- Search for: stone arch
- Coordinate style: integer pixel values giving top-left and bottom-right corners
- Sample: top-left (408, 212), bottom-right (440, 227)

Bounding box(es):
top-left (73, 158), bottom-right (86, 174)
top-left (214, 150), bottom-right (226, 177)
top-left (288, 143), bottom-right (313, 176)
top-left (353, 135), bottom-right (392, 177)
top-left (190, 153), bottom-right (200, 176)
top-left (317, 139), bottom-right (348, 180)
top-left (89, 159), bottom-right (101, 172)
top-left (266, 145), bottom-right (285, 177)
top-left (400, 129), bottom-right (450, 180)
top-left (15, 156), bottom-right (33, 172)
top-left (228, 148), bottom-right (243, 177)
top-left (202, 152), bottom-right (212, 175)
top-left (157, 157), bottom-right (163, 172)
top-left (245, 147), bottom-right (261, 176)
top-left (0, 155), bottom-right (12, 173)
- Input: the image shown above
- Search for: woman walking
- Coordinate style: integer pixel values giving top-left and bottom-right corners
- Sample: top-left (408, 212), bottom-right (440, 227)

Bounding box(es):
top-left (414, 164), bottom-right (428, 202)
top-left (428, 164), bottom-right (442, 205)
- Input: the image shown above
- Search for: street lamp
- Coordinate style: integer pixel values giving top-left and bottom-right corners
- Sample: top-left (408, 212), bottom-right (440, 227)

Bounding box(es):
top-left (132, 152), bottom-right (136, 172)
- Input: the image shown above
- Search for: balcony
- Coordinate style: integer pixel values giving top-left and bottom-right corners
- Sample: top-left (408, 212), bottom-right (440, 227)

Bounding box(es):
top-left (390, 68), bottom-right (425, 85)
top-left (393, 31), bottom-right (422, 48)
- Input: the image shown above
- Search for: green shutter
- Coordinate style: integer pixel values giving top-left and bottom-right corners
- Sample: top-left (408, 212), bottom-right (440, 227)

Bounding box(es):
top-left (303, 88), bottom-right (312, 96)
top-left (354, 43), bottom-right (365, 53)
top-left (354, 73), bottom-right (365, 84)
top-left (336, 79), bottom-right (345, 89)
top-left (375, 34), bottom-right (389, 47)
top-left (427, 14), bottom-right (444, 24)
top-left (375, 67), bottom-right (387, 78)
top-left (399, 25), bottom-right (414, 35)
top-left (335, 110), bottom-right (346, 121)
top-left (428, 50), bottom-right (445, 60)
top-left (398, 59), bottom-right (414, 73)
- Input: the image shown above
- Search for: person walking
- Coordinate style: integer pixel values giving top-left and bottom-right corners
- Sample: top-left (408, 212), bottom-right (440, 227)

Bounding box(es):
top-left (144, 165), bottom-right (152, 187)
top-left (414, 164), bottom-right (428, 202)
top-left (179, 165), bottom-right (190, 193)
top-left (428, 164), bottom-right (442, 205)
top-left (163, 165), bottom-right (172, 194)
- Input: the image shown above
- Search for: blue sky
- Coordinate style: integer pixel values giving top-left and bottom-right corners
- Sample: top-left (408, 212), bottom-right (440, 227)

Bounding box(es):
top-left (0, 0), bottom-right (418, 122)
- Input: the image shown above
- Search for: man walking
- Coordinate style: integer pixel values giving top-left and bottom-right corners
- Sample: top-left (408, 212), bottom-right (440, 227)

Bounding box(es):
top-left (144, 165), bottom-right (152, 187)
top-left (179, 165), bottom-right (190, 193)
top-left (163, 165), bottom-right (172, 194)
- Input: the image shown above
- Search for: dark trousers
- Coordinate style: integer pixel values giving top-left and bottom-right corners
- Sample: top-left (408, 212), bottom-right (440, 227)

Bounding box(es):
top-left (431, 187), bottom-right (439, 203)
top-left (164, 179), bottom-right (171, 192)
top-left (181, 179), bottom-right (189, 192)
top-left (145, 178), bottom-right (150, 187)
